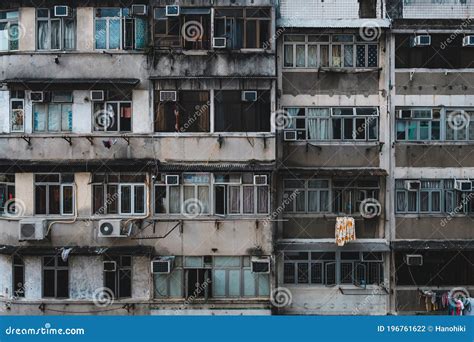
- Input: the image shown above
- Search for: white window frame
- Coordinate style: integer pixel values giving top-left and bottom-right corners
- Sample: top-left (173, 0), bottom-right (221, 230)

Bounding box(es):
top-left (10, 98), bottom-right (25, 133)
top-left (36, 8), bottom-right (76, 51)
top-left (34, 174), bottom-right (75, 216)
top-left (0, 10), bottom-right (19, 51)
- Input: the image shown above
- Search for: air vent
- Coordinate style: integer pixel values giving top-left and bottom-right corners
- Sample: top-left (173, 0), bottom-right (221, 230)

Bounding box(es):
top-left (212, 37), bottom-right (227, 49)
top-left (160, 91), bottom-right (177, 102)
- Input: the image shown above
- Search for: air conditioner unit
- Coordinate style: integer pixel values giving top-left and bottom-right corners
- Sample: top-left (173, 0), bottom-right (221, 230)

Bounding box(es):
top-left (241, 91), bottom-right (257, 102)
top-left (30, 91), bottom-right (45, 102)
top-left (98, 220), bottom-right (128, 238)
top-left (165, 175), bottom-right (179, 185)
top-left (151, 257), bottom-right (175, 274)
top-left (254, 175), bottom-right (268, 185)
top-left (54, 5), bottom-right (72, 17)
top-left (454, 179), bottom-right (472, 192)
top-left (411, 35), bottom-right (431, 47)
top-left (212, 37), bottom-right (227, 49)
top-left (19, 219), bottom-right (47, 241)
top-left (397, 110), bottom-right (412, 119)
top-left (160, 91), bottom-right (177, 102)
top-left (103, 260), bottom-right (117, 272)
top-left (251, 257), bottom-right (270, 273)
top-left (405, 254), bottom-right (423, 266)
top-left (404, 180), bottom-right (421, 191)
top-left (90, 90), bottom-right (105, 102)
top-left (131, 4), bottom-right (148, 16)
top-left (166, 5), bottom-right (180, 16)
top-left (462, 36), bottom-right (474, 47)
top-left (284, 131), bottom-right (297, 141)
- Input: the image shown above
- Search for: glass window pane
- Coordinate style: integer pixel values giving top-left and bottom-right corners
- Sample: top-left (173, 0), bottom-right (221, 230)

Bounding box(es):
top-left (320, 45), bottom-right (329, 67)
top-left (120, 185), bottom-right (132, 214)
top-left (48, 104), bottom-right (61, 132)
top-left (213, 270), bottom-right (226, 297)
top-left (396, 191), bottom-right (406, 212)
top-left (229, 186), bottom-right (240, 214)
top-left (108, 19), bottom-right (121, 49)
top-left (198, 186), bottom-right (209, 214)
top-left (307, 45), bottom-right (317, 67)
top-left (154, 274), bottom-right (168, 297)
top-left (62, 186), bottom-right (73, 214)
top-left (258, 274), bottom-right (270, 296)
top-left (33, 104), bottom-right (47, 132)
top-left (37, 21), bottom-right (49, 50)
top-left (134, 185), bottom-right (145, 214)
top-left (308, 191), bottom-right (318, 212)
top-left (332, 45), bottom-right (341, 67)
top-left (283, 263), bottom-right (295, 283)
top-left (95, 19), bottom-right (107, 49)
top-left (420, 191), bottom-right (429, 212)
top-left (243, 269), bottom-right (256, 296)
top-left (49, 185), bottom-right (60, 214)
top-left (297, 263), bottom-right (309, 283)
top-left (344, 45), bottom-right (353, 67)
top-left (169, 186), bottom-right (180, 213)
top-left (228, 270), bottom-right (240, 296)
top-left (356, 45), bottom-right (366, 67)
top-left (368, 45), bottom-right (377, 67)
top-left (407, 192), bottom-right (417, 212)
top-left (296, 45), bottom-right (305, 67)
top-left (243, 186), bottom-right (254, 214)
top-left (50, 20), bottom-right (60, 49)
top-left (284, 45), bottom-right (293, 67)
top-left (169, 269), bottom-right (183, 298)
top-left (432, 191), bottom-right (440, 212)
top-left (257, 186), bottom-right (269, 214)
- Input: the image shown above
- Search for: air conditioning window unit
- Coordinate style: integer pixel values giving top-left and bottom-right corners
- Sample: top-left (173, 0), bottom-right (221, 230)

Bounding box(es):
top-left (212, 37), bottom-right (227, 49)
top-left (30, 91), bottom-right (45, 102)
top-left (251, 257), bottom-right (270, 273)
top-left (411, 35), bottom-right (431, 47)
top-left (254, 175), bottom-right (268, 185)
top-left (405, 254), bottom-right (423, 266)
top-left (103, 260), bottom-right (117, 272)
top-left (131, 4), bottom-right (148, 16)
top-left (284, 131), bottom-right (297, 141)
top-left (165, 175), bottom-right (179, 185)
top-left (160, 91), bottom-right (177, 102)
top-left (241, 91), bottom-right (257, 102)
top-left (98, 220), bottom-right (128, 238)
top-left (166, 5), bottom-right (180, 16)
top-left (54, 5), bottom-right (72, 17)
top-left (151, 257), bottom-right (175, 274)
top-left (454, 179), bottom-right (472, 192)
top-left (404, 180), bottom-right (421, 191)
top-left (19, 219), bottom-right (47, 241)
top-left (90, 90), bottom-right (105, 102)
top-left (462, 36), bottom-right (474, 47)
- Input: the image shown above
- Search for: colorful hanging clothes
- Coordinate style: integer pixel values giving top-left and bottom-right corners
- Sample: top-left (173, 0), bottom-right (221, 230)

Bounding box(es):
top-left (335, 217), bottom-right (356, 246)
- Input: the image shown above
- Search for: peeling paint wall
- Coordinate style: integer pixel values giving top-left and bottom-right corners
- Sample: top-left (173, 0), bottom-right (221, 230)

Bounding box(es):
top-left (70, 256), bottom-right (103, 299)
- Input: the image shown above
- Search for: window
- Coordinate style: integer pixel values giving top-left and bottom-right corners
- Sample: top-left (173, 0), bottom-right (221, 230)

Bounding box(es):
top-left (214, 173), bottom-right (269, 215)
top-left (283, 179), bottom-right (329, 213)
top-left (396, 179), bottom-right (474, 215)
top-left (284, 252), bottom-right (383, 286)
top-left (155, 91), bottom-right (210, 132)
top-left (154, 173), bottom-right (210, 215)
top-left (92, 173), bottom-right (146, 215)
top-left (396, 108), bottom-right (474, 141)
top-left (33, 92), bottom-right (73, 133)
top-left (214, 90), bottom-right (271, 132)
top-left (12, 256), bottom-right (25, 298)
top-left (0, 10), bottom-right (19, 51)
top-left (95, 8), bottom-right (147, 50)
top-left (154, 7), bottom-right (211, 49)
top-left (154, 256), bottom-right (270, 299)
top-left (214, 8), bottom-right (271, 49)
top-left (285, 107), bottom-right (379, 141)
top-left (37, 8), bottom-right (75, 50)
top-left (34, 174), bottom-right (74, 215)
top-left (93, 90), bottom-right (132, 132)
top-left (283, 179), bottom-right (379, 215)
top-left (42, 256), bottom-right (69, 298)
top-left (104, 256), bottom-right (132, 298)
top-left (283, 34), bottom-right (378, 68)
top-left (10, 91), bottom-right (24, 132)
top-left (0, 174), bottom-right (15, 216)
top-left (283, 252), bottom-right (336, 285)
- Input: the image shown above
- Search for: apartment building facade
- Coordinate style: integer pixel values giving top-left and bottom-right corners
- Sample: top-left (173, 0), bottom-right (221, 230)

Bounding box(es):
top-left (386, 0), bottom-right (474, 314)
top-left (274, 0), bottom-right (392, 315)
top-left (0, 0), bottom-right (277, 315)
top-left (0, 0), bottom-right (473, 317)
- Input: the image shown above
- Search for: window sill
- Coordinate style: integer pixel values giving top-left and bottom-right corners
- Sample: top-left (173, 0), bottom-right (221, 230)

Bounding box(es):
top-left (0, 133), bottom-right (275, 138)
top-left (282, 67), bottom-right (381, 73)
top-left (285, 140), bottom-right (380, 146)
top-left (153, 48), bottom-right (272, 55)
top-left (395, 213), bottom-right (473, 218)
top-left (396, 141), bottom-right (474, 146)
top-left (0, 50), bottom-right (146, 56)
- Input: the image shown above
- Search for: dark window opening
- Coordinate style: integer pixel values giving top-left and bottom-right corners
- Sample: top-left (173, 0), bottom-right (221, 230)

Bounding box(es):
top-left (215, 90), bottom-right (271, 132)
top-left (13, 256), bottom-right (25, 298)
top-left (186, 269), bottom-right (212, 299)
top-left (42, 256), bottom-right (69, 298)
top-left (34, 174), bottom-right (74, 216)
top-left (104, 256), bottom-right (132, 299)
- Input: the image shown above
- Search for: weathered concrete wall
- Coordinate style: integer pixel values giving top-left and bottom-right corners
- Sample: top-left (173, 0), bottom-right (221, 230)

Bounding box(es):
top-left (395, 145), bottom-right (474, 168)
top-left (0, 255), bottom-right (12, 299)
top-left (70, 256), bottom-right (103, 299)
top-left (282, 144), bottom-right (380, 168)
top-left (132, 256), bottom-right (151, 300)
top-left (0, 136), bottom-right (275, 162)
top-left (24, 256), bottom-right (41, 299)
top-left (395, 72), bottom-right (474, 96)
top-left (394, 217), bottom-right (474, 240)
